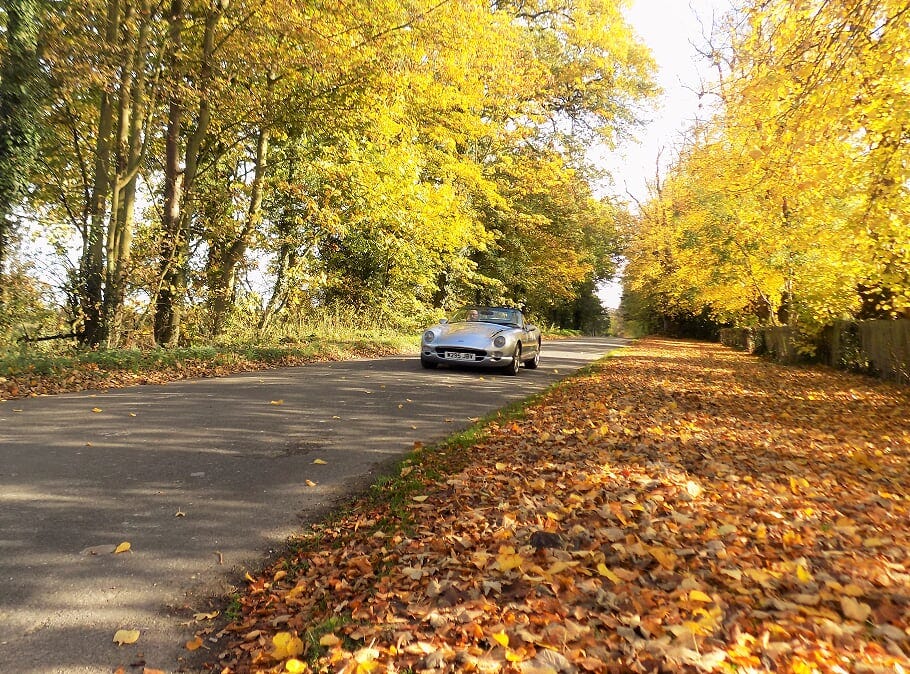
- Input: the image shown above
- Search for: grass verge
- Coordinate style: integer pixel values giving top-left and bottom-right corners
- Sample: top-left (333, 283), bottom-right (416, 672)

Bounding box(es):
top-left (0, 333), bottom-right (416, 400)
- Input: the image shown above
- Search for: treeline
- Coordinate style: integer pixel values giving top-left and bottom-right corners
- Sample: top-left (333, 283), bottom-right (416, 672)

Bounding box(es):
top-left (621, 0), bottom-right (910, 340)
top-left (0, 0), bottom-right (655, 348)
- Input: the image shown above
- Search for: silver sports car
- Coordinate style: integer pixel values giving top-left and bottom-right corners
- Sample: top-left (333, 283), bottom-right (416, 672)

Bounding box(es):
top-left (420, 306), bottom-right (542, 375)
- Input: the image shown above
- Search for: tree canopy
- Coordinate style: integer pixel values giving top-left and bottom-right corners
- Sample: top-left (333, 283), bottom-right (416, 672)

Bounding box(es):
top-left (622, 0), bottom-right (910, 337)
top-left (0, 0), bottom-right (657, 347)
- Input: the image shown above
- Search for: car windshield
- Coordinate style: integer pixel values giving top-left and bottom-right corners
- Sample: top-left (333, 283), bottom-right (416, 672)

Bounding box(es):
top-left (451, 306), bottom-right (522, 327)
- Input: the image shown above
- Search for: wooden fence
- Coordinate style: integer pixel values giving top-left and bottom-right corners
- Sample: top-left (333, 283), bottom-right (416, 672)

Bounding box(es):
top-left (720, 320), bottom-right (910, 384)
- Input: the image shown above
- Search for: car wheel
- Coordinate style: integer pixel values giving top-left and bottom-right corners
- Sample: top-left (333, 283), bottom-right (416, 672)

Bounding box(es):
top-left (420, 356), bottom-right (438, 369)
top-left (524, 340), bottom-right (540, 369)
top-left (505, 343), bottom-right (521, 375)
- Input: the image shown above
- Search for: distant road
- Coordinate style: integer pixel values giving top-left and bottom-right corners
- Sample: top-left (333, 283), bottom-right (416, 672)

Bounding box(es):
top-left (0, 337), bottom-right (628, 673)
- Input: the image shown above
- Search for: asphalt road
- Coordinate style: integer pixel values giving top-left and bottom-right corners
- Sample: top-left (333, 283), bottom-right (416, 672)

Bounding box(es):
top-left (0, 337), bottom-right (628, 673)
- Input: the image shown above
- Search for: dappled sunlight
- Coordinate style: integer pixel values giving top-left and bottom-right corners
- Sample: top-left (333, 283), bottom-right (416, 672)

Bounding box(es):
top-left (0, 338), bottom-right (626, 672)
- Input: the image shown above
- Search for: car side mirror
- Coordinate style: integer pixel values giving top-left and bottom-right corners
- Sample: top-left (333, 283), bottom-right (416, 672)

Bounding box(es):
top-left (439, 318), bottom-right (448, 324)
top-left (526, 324), bottom-right (535, 331)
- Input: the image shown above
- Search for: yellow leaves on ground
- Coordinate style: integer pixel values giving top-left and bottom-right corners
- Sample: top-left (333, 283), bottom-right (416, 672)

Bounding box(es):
top-left (319, 633), bottom-right (340, 647)
top-left (91, 407), bottom-right (102, 413)
top-left (112, 629), bottom-right (139, 645)
top-left (493, 546), bottom-right (524, 572)
top-left (597, 563), bottom-right (622, 584)
top-left (113, 541), bottom-right (131, 554)
top-left (688, 590), bottom-right (712, 603)
top-left (346, 647), bottom-right (381, 674)
top-left (271, 632), bottom-right (304, 659)
top-left (312, 459), bottom-right (327, 465)
top-left (214, 340), bottom-right (910, 674)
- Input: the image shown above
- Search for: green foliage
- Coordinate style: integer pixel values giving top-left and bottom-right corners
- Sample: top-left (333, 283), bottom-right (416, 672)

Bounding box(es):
top-left (0, 0), bottom-right (46, 271)
top-left (0, 264), bottom-right (66, 347)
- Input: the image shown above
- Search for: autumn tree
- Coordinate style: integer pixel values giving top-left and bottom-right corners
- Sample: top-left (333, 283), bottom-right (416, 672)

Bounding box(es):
top-left (623, 0), bottom-right (910, 334)
top-left (4, 0), bottom-right (657, 348)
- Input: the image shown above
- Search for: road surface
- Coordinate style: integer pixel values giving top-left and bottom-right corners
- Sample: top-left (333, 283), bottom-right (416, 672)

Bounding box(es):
top-left (0, 337), bottom-right (627, 673)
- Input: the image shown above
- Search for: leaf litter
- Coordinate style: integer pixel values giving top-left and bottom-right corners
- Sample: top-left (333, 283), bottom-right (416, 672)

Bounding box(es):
top-left (207, 338), bottom-right (910, 673)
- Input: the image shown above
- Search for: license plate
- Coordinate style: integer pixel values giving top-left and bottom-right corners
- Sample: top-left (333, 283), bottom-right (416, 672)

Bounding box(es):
top-left (445, 351), bottom-right (475, 361)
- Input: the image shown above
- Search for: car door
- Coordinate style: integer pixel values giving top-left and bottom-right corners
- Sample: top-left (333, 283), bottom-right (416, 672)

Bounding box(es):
top-left (520, 314), bottom-right (538, 356)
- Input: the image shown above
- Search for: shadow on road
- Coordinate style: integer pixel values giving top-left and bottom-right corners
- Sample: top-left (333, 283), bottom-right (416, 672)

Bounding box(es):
top-left (0, 337), bottom-right (628, 673)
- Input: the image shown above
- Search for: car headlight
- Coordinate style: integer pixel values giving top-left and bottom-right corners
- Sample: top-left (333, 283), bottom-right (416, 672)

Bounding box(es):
top-left (423, 330), bottom-right (435, 343)
top-left (493, 336), bottom-right (506, 348)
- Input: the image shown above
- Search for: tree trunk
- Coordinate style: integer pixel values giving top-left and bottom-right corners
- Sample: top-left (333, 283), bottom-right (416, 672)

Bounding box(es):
top-left (153, 0), bottom-right (224, 346)
top-left (80, 0), bottom-right (121, 346)
top-left (154, 0), bottom-right (186, 347)
top-left (258, 243), bottom-right (295, 334)
top-left (211, 118), bottom-right (271, 337)
top-left (103, 0), bottom-right (153, 347)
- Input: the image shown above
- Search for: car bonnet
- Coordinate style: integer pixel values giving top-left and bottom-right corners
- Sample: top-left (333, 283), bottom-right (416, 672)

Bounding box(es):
top-left (438, 321), bottom-right (507, 341)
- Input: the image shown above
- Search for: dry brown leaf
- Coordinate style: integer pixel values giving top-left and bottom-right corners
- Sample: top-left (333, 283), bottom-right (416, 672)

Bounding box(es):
top-left (208, 339), bottom-right (910, 674)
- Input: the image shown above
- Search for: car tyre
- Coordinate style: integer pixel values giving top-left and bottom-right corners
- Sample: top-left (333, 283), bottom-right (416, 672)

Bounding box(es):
top-left (505, 343), bottom-right (521, 375)
top-left (420, 356), bottom-right (438, 369)
top-left (524, 340), bottom-right (540, 369)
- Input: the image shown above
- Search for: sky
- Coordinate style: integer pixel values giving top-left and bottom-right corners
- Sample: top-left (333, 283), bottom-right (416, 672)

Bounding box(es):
top-left (598, 0), bottom-right (731, 308)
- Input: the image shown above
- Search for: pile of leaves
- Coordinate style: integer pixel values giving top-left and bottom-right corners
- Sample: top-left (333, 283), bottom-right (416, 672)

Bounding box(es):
top-left (204, 338), bottom-right (910, 673)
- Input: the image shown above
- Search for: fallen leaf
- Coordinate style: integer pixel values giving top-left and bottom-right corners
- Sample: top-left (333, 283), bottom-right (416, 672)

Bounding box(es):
top-left (113, 629), bottom-right (140, 645)
top-left (185, 635), bottom-right (204, 651)
top-left (272, 631), bottom-right (304, 659)
top-left (194, 611), bottom-right (219, 621)
top-left (313, 459), bottom-right (327, 465)
top-left (270, 400), bottom-right (284, 405)
top-left (842, 583), bottom-right (864, 597)
top-left (597, 564), bottom-right (622, 584)
top-left (689, 590), bottom-right (712, 603)
top-left (113, 541), bottom-right (131, 554)
top-left (207, 339), bottom-right (910, 674)
top-left (494, 547), bottom-right (524, 572)
top-left (91, 407), bottom-right (102, 413)
top-left (840, 596), bottom-right (872, 622)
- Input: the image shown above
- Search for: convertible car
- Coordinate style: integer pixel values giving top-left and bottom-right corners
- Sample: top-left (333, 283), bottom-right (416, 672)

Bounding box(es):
top-left (420, 306), bottom-right (541, 375)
